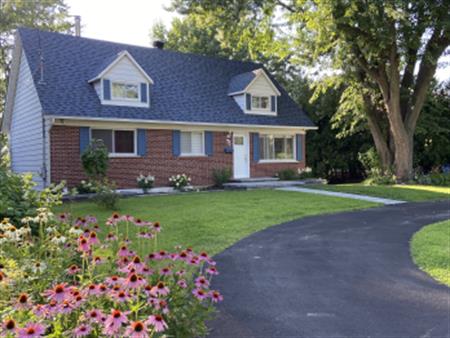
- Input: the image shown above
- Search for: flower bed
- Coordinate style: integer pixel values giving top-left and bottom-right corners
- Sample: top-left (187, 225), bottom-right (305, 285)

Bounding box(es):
top-left (0, 209), bottom-right (221, 337)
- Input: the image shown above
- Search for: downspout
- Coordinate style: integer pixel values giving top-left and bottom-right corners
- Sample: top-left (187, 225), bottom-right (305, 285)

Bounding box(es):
top-left (41, 116), bottom-right (54, 188)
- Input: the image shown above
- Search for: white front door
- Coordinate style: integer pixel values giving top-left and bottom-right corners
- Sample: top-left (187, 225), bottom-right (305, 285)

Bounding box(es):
top-left (233, 132), bottom-right (250, 179)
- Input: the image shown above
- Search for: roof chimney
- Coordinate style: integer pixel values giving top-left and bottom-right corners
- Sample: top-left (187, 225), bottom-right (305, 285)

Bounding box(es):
top-left (153, 40), bottom-right (165, 49)
top-left (74, 15), bottom-right (81, 37)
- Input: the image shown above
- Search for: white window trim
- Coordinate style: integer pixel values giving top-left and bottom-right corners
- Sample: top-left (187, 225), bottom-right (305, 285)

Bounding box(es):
top-left (180, 131), bottom-right (206, 157)
top-left (100, 79), bottom-right (149, 108)
top-left (91, 128), bottom-right (138, 157)
top-left (111, 81), bottom-right (141, 102)
top-left (251, 95), bottom-right (271, 111)
top-left (258, 134), bottom-right (297, 163)
top-left (243, 93), bottom-right (277, 116)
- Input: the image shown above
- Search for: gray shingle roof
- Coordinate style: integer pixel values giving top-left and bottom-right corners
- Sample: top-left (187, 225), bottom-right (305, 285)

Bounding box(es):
top-left (228, 70), bottom-right (257, 94)
top-left (19, 28), bottom-right (314, 128)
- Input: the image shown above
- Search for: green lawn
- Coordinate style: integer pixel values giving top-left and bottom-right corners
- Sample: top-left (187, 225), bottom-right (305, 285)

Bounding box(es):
top-left (308, 184), bottom-right (449, 202)
top-left (57, 189), bottom-right (377, 255)
top-left (411, 220), bottom-right (450, 286)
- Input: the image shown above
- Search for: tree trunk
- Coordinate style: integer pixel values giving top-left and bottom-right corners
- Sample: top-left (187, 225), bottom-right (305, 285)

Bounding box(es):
top-left (393, 133), bottom-right (413, 181)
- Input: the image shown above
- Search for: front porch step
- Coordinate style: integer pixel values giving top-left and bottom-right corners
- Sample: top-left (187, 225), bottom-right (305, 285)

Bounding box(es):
top-left (231, 177), bottom-right (279, 183)
top-left (223, 178), bottom-right (326, 190)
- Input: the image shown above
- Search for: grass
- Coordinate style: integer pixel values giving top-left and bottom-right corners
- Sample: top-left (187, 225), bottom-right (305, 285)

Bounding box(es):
top-left (57, 189), bottom-right (378, 255)
top-left (308, 183), bottom-right (449, 202)
top-left (411, 220), bottom-right (450, 286)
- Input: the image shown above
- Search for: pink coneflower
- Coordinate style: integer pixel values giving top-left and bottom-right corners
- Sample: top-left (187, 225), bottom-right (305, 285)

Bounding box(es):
top-left (59, 300), bottom-right (75, 314)
top-left (105, 275), bottom-right (123, 286)
top-left (67, 264), bottom-right (81, 275)
top-left (43, 300), bottom-right (59, 317)
top-left (97, 283), bottom-right (108, 294)
top-left (138, 231), bottom-right (154, 239)
top-left (86, 309), bottom-right (104, 323)
top-left (123, 214), bottom-right (134, 222)
top-left (206, 266), bottom-right (219, 275)
top-left (15, 293), bottom-right (32, 310)
top-left (152, 222), bottom-right (161, 232)
top-left (160, 267), bottom-right (172, 276)
top-left (177, 279), bottom-right (188, 289)
top-left (192, 288), bottom-right (208, 301)
top-left (43, 283), bottom-right (69, 303)
top-left (112, 289), bottom-right (131, 303)
top-left (93, 256), bottom-right (104, 265)
top-left (16, 323), bottom-right (45, 337)
top-left (177, 250), bottom-right (189, 262)
top-left (33, 304), bottom-right (48, 317)
top-left (189, 256), bottom-right (200, 266)
top-left (86, 284), bottom-right (100, 296)
top-left (199, 251), bottom-right (209, 261)
top-left (151, 282), bottom-right (170, 296)
top-left (118, 245), bottom-right (131, 257)
top-left (154, 299), bottom-right (169, 314)
top-left (88, 231), bottom-right (99, 245)
top-left (127, 256), bottom-right (145, 272)
top-left (103, 309), bottom-right (128, 335)
top-left (195, 276), bottom-right (210, 289)
top-left (106, 232), bottom-right (118, 241)
top-left (77, 236), bottom-right (90, 253)
top-left (73, 324), bottom-right (92, 337)
top-left (209, 290), bottom-right (223, 303)
top-left (141, 266), bottom-right (154, 276)
top-left (133, 218), bottom-right (144, 226)
top-left (124, 273), bottom-right (146, 289)
top-left (175, 269), bottom-right (186, 276)
top-left (146, 314), bottom-right (168, 333)
top-left (124, 321), bottom-right (149, 338)
top-left (2, 319), bottom-right (16, 335)
top-left (58, 213), bottom-right (69, 223)
top-left (147, 253), bottom-right (156, 261)
top-left (156, 250), bottom-right (167, 260)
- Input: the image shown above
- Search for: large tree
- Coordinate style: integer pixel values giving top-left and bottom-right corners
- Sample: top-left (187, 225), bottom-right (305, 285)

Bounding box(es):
top-left (0, 0), bottom-right (72, 117)
top-left (168, 0), bottom-right (450, 181)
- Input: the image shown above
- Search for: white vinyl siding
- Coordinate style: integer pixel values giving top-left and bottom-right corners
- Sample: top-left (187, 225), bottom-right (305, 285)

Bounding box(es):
top-left (9, 50), bottom-right (45, 189)
top-left (180, 131), bottom-right (204, 156)
top-left (247, 75), bottom-right (275, 95)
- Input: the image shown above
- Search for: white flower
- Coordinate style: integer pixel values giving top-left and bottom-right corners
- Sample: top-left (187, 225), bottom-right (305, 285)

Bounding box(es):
top-left (51, 235), bottom-right (66, 244)
top-left (69, 227), bottom-right (83, 236)
top-left (31, 261), bottom-right (47, 274)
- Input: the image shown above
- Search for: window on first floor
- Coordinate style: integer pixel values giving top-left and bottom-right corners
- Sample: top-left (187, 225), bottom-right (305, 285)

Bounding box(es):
top-left (259, 134), bottom-right (294, 161)
top-left (91, 129), bottom-right (136, 155)
top-left (180, 131), bottom-right (204, 156)
top-left (111, 82), bottom-right (139, 101)
top-left (251, 95), bottom-right (270, 110)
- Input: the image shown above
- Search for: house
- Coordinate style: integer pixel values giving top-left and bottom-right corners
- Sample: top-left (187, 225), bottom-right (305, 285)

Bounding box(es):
top-left (1, 28), bottom-right (316, 189)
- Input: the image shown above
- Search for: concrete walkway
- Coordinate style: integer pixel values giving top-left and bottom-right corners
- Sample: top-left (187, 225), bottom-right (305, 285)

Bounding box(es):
top-left (278, 186), bottom-right (405, 205)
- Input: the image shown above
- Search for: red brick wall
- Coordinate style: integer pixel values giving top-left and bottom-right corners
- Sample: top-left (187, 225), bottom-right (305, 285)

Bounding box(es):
top-left (50, 126), bottom-right (233, 188)
top-left (250, 133), bottom-right (306, 177)
top-left (50, 126), bottom-right (307, 188)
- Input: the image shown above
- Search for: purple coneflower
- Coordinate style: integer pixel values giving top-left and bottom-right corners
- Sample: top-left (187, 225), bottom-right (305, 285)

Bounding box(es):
top-left (159, 267), bottom-right (172, 276)
top-left (86, 309), bottom-right (104, 323)
top-left (195, 276), bottom-right (210, 289)
top-left (43, 283), bottom-right (69, 303)
top-left (209, 290), bottom-right (224, 303)
top-left (67, 264), bottom-right (80, 275)
top-left (16, 323), bottom-right (45, 338)
top-left (192, 288), bottom-right (208, 301)
top-left (206, 266), bottom-right (219, 275)
top-left (177, 279), bottom-right (188, 289)
top-left (146, 314), bottom-right (168, 333)
top-left (73, 324), bottom-right (92, 337)
top-left (124, 321), bottom-right (149, 338)
top-left (77, 236), bottom-right (90, 253)
top-left (15, 293), bottom-right (32, 310)
top-left (2, 319), bottom-right (16, 335)
top-left (88, 231), bottom-right (99, 245)
top-left (151, 282), bottom-right (170, 296)
top-left (125, 273), bottom-right (146, 289)
top-left (103, 309), bottom-right (128, 335)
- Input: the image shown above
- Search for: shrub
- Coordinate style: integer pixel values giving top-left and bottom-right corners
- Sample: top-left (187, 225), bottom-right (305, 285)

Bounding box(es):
top-left (212, 168), bottom-right (232, 188)
top-left (0, 211), bottom-right (222, 337)
top-left (76, 180), bottom-right (97, 194)
top-left (277, 169), bottom-right (297, 180)
top-left (92, 180), bottom-right (120, 210)
top-left (137, 174), bottom-right (155, 193)
top-left (169, 174), bottom-right (191, 190)
top-left (81, 140), bottom-right (109, 181)
top-left (0, 133), bottom-right (65, 227)
top-left (363, 168), bottom-right (396, 185)
top-left (415, 172), bottom-right (450, 187)
top-left (297, 167), bottom-right (314, 179)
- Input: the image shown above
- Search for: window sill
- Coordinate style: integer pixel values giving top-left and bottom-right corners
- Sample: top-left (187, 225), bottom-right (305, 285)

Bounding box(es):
top-left (258, 159), bottom-right (298, 164)
top-left (244, 110), bottom-right (277, 116)
top-left (179, 154), bottom-right (207, 158)
top-left (109, 154), bottom-right (140, 158)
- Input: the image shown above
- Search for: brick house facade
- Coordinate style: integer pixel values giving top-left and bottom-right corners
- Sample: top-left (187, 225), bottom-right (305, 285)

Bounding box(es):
top-left (50, 125), bottom-right (306, 188)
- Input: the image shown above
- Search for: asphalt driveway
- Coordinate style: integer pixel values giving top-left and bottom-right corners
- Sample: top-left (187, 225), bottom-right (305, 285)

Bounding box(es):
top-left (209, 200), bottom-right (450, 337)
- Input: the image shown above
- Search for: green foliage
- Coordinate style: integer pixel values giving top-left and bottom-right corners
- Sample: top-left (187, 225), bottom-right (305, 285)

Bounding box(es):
top-left (0, 133), bottom-right (64, 226)
top-left (363, 170), bottom-right (396, 186)
top-left (414, 172), bottom-right (450, 187)
top-left (211, 168), bottom-right (232, 188)
top-left (0, 0), bottom-right (72, 114)
top-left (81, 140), bottom-right (109, 181)
top-left (92, 179), bottom-right (120, 210)
top-left (169, 174), bottom-right (191, 190)
top-left (277, 169), bottom-right (297, 181)
top-left (75, 180), bottom-right (96, 194)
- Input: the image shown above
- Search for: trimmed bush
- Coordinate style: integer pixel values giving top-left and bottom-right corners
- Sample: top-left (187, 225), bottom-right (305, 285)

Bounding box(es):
top-left (212, 168), bottom-right (232, 188)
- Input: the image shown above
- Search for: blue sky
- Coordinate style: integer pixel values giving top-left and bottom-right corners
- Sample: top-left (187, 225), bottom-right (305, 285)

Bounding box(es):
top-left (66, 0), bottom-right (449, 82)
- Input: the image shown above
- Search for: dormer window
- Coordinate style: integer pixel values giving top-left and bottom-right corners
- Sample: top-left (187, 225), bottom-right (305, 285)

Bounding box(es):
top-left (111, 82), bottom-right (139, 101)
top-left (251, 95), bottom-right (270, 110)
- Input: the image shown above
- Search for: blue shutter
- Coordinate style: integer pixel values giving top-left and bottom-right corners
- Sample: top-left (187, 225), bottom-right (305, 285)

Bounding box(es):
top-left (172, 130), bottom-right (180, 156)
top-left (140, 83), bottom-right (148, 103)
top-left (103, 79), bottom-right (111, 100)
top-left (246, 93), bottom-right (251, 110)
top-left (137, 129), bottom-right (147, 156)
top-left (252, 133), bottom-right (260, 162)
top-left (79, 127), bottom-right (90, 154)
top-left (271, 96), bottom-right (276, 112)
top-left (205, 131), bottom-right (213, 156)
top-left (296, 134), bottom-right (303, 161)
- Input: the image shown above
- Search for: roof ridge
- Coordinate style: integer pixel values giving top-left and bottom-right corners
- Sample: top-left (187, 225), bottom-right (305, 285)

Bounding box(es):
top-left (17, 27), bottom-right (261, 68)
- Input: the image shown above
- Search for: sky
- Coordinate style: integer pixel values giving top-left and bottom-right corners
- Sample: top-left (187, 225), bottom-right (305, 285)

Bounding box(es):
top-left (65, 0), bottom-right (449, 82)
